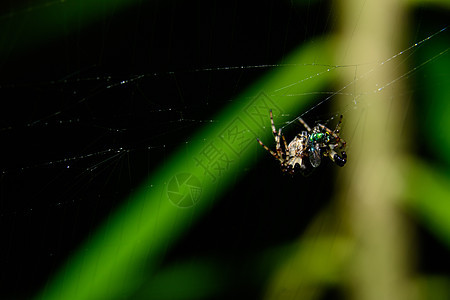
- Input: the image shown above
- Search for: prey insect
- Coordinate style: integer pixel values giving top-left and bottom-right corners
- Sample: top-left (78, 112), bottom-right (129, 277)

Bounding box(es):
top-left (256, 110), bottom-right (347, 175)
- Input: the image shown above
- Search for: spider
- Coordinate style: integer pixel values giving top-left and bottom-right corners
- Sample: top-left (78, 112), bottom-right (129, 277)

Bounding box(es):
top-left (256, 110), bottom-right (347, 175)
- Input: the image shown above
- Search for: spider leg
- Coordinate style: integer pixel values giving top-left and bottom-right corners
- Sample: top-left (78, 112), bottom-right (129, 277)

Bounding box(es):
top-left (256, 110), bottom-right (289, 169)
top-left (318, 124), bottom-right (334, 135)
top-left (318, 115), bottom-right (347, 167)
top-left (339, 137), bottom-right (347, 149)
top-left (334, 115), bottom-right (343, 134)
top-left (281, 133), bottom-right (289, 152)
top-left (298, 117), bottom-right (312, 132)
top-left (318, 118), bottom-right (347, 151)
top-left (256, 138), bottom-right (279, 160)
top-left (336, 116), bottom-right (346, 149)
top-left (275, 128), bottom-right (284, 160)
top-left (319, 124), bottom-right (343, 145)
top-left (316, 115), bottom-right (341, 132)
top-left (269, 109), bottom-right (278, 136)
top-left (269, 110), bottom-right (285, 161)
top-left (319, 115), bottom-right (344, 139)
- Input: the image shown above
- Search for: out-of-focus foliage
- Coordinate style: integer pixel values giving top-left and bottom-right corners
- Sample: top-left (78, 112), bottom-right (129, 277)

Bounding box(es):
top-left (407, 0), bottom-right (450, 9)
top-left (135, 260), bottom-right (227, 300)
top-left (403, 158), bottom-right (450, 248)
top-left (402, 27), bottom-right (450, 247)
top-left (416, 37), bottom-right (450, 167)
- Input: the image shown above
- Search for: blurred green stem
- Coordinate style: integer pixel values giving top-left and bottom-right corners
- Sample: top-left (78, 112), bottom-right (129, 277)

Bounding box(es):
top-left (335, 0), bottom-right (414, 299)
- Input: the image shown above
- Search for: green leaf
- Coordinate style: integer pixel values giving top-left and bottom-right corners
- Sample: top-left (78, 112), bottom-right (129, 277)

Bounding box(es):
top-left (402, 157), bottom-right (450, 248)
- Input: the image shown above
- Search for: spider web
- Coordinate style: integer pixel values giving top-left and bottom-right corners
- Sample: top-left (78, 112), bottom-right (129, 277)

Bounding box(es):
top-left (0, 0), bottom-right (448, 298)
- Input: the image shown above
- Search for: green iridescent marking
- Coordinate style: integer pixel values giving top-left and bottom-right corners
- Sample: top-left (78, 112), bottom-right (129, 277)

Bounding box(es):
top-left (310, 133), bottom-right (324, 142)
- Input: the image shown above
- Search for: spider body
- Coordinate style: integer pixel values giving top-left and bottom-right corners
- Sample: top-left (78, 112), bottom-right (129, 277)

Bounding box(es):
top-left (256, 110), bottom-right (347, 175)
